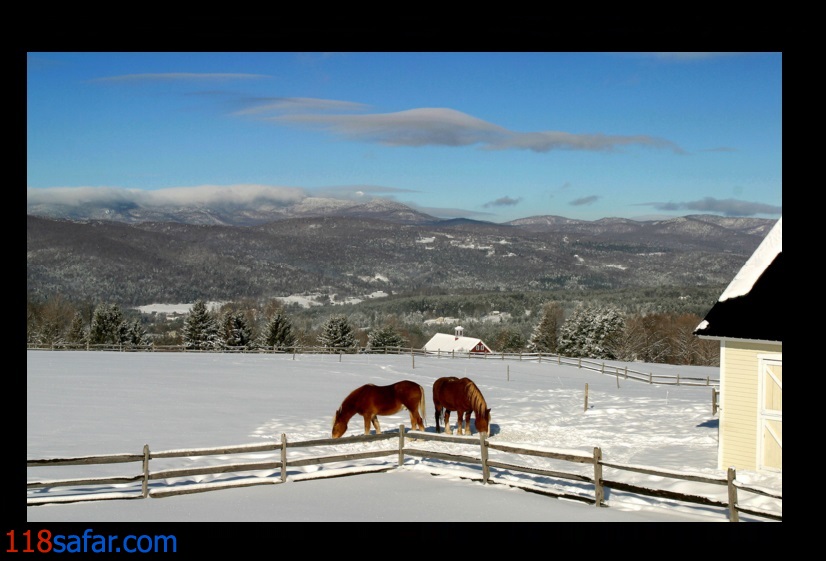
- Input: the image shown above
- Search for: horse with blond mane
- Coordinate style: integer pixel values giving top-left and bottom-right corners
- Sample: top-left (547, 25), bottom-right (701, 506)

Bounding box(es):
top-left (332, 380), bottom-right (426, 438)
top-left (433, 376), bottom-right (491, 437)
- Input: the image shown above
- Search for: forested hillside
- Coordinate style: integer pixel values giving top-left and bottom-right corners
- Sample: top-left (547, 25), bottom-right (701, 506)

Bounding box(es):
top-left (27, 213), bottom-right (771, 307)
top-left (28, 211), bottom-right (774, 367)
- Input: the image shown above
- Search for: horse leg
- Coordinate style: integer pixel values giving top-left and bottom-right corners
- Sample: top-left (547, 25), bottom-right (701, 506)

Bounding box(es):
top-left (444, 410), bottom-right (453, 435)
top-left (463, 411), bottom-right (472, 435)
top-left (371, 415), bottom-right (381, 435)
top-left (456, 410), bottom-right (464, 435)
top-left (362, 414), bottom-right (372, 435)
top-left (408, 410), bottom-right (421, 432)
top-left (435, 407), bottom-right (442, 433)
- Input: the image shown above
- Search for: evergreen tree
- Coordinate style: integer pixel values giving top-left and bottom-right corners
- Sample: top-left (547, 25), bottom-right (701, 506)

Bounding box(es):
top-left (66, 312), bottom-right (88, 347)
top-left (26, 303), bottom-right (40, 346)
top-left (557, 304), bottom-right (626, 359)
top-left (494, 327), bottom-right (526, 353)
top-left (182, 300), bottom-right (222, 351)
top-left (88, 303), bottom-right (127, 346)
top-left (528, 301), bottom-right (564, 353)
top-left (318, 314), bottom-right (358, 352)
top-left (221, 310), bottom-right (253, 349)
top-left (260, 312), bottom-right (297, 350)
top-left (124, 319), bottom-right (150, 348)
top-left (366, 324), bottom-right (405, 352)
top-left (37, 317), bottom-right (64, 348)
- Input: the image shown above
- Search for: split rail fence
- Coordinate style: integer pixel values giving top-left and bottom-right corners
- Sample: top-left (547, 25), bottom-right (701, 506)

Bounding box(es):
top-left (28, 426), bottom-right (778, 522)
top-left (26, 345), bottom-right (719, 387)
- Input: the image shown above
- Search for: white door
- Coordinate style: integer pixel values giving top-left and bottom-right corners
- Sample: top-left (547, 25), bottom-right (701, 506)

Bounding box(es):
top-left (758, 355), bottom-right (782, 472)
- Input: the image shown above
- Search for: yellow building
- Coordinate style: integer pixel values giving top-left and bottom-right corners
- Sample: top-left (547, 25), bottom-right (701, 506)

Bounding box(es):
top-left (694, 217), bottom-right (782, 473)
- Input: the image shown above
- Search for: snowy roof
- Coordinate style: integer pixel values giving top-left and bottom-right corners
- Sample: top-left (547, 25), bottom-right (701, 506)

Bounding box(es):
top-left (423, 333), bottom-right (491, 353)
top-left (694, 217), bottom-right (782, 342)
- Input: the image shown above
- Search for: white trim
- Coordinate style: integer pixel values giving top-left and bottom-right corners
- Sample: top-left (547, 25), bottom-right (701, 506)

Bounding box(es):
top-left (697, 335), bottom-right (782, 346)
top-left (717, 342), bottom-right (727, 470)
top-left (757, 354), bottom-right (782, 473)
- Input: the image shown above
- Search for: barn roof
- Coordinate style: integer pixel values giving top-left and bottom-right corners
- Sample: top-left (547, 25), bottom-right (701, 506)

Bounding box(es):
top-left (424, 332), bottom-right (491, 353)
top-left (694, 217), bottom-right (782, 343)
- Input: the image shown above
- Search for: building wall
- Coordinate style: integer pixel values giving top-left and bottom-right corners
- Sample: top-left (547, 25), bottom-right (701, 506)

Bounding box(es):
top-left (719, 339), bottom-right (783, 470)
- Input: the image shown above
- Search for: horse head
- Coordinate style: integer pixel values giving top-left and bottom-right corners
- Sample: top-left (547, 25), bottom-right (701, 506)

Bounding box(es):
top-left (475, 408), bottom-right (492, 437)
top-left (332, 406), bottom-right (346, 438)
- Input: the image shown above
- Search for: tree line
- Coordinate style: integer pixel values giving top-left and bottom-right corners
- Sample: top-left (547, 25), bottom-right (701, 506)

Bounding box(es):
top-left (26, 293), bottom-right (719, 366)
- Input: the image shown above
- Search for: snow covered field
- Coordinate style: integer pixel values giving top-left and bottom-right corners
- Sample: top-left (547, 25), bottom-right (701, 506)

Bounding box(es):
top-left (27, 350), bottom-right (781, 526)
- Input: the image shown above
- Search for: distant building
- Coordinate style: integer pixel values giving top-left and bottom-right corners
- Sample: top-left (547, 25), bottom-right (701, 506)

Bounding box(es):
top-left (423, 326), bottom-right (492, 354)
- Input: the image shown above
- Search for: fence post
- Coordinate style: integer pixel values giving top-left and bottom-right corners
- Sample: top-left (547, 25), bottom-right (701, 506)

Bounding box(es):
top-left (584, 383), bottom-right (589, 412)
top-left (593, 447), bottom-right (604, 506)
top-left (727, 467), bottom-right (739, 522)
top-left (538, 351), bottom-right (541, 363)
top-left (558, 354), bottom-right (561, 365)
top-left (677, 373), bottom-right (680, 386)
top-left (280, 433), bottom-right (287, 483)
top-left (481, 432), bottom-right (489, 484)
top-left (624, 366), bottom-right (628, 379)
top-left (712, 388), bottom-right (718, 415)
top-left (398, 424), bottom-right (405, 467)
top-left (601, 362), bottom-right (604, 374)
top-left (293, 347), bottom-right (296, 360)
top-left (649, 372), bottom-right (653, 384)
top-left (578, 357), bottom-right (581, 369)
top-left (142, 444), bottom-right (150, 498)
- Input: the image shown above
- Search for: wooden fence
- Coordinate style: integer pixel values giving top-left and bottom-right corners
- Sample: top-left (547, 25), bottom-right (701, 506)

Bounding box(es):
top-left (28, 427), bottom-right (778, 522)
top-left (26, 345), bottom-right (719, 387)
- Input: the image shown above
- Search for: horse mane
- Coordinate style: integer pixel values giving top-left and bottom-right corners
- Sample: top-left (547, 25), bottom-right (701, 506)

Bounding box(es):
top-left (463, 378), bottom-right (487, 413)
top-left (341, 384), bottom-right (370, 409)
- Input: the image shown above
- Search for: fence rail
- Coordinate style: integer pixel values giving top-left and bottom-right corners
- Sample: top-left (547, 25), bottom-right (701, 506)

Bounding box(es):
top-left (28, 427), bottom-right (778, 521)
top-left (26, 345), bottom-right (719, 387)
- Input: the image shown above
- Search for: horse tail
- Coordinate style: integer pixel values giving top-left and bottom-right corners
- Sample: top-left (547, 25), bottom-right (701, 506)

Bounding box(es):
top-left (418, 383), bottom-right (427, 427)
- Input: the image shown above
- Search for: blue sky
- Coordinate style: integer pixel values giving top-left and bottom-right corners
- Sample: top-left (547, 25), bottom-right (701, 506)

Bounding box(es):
top-left (26, 52), bottom-right (782, 223)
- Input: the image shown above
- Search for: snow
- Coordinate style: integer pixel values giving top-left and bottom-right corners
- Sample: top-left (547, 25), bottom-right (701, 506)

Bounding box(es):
top-left (424, 316), bottom-right (461, 325)
top-left (135, 302), bottom-right (223, 314)
top-left (26, 351), bottom-right (781, 525)
top-left (719, 217), bottom-right (781, 302)
top-left (136, 290), bottom-right (390, 315)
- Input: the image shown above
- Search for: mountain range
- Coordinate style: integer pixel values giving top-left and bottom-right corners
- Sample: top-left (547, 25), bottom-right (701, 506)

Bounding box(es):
top-left (26, 197), bottom-right (777, 308)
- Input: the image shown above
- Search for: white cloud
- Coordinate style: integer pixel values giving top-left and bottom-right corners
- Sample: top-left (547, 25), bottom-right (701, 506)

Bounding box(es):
top-left (27, 184), bottom-right (307, 209)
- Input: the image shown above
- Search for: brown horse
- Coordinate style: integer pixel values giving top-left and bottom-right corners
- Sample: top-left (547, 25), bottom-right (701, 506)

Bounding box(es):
top-left (332, 380), bottom-right (427, 438)
top-left (433, 376), bottom-right (491, 437)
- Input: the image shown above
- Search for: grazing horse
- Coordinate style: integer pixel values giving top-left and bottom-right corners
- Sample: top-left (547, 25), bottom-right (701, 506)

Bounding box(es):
top-left (433, 376), bottom-right (491, 437)
top-left (332, 380), bottom-right (427, 438)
